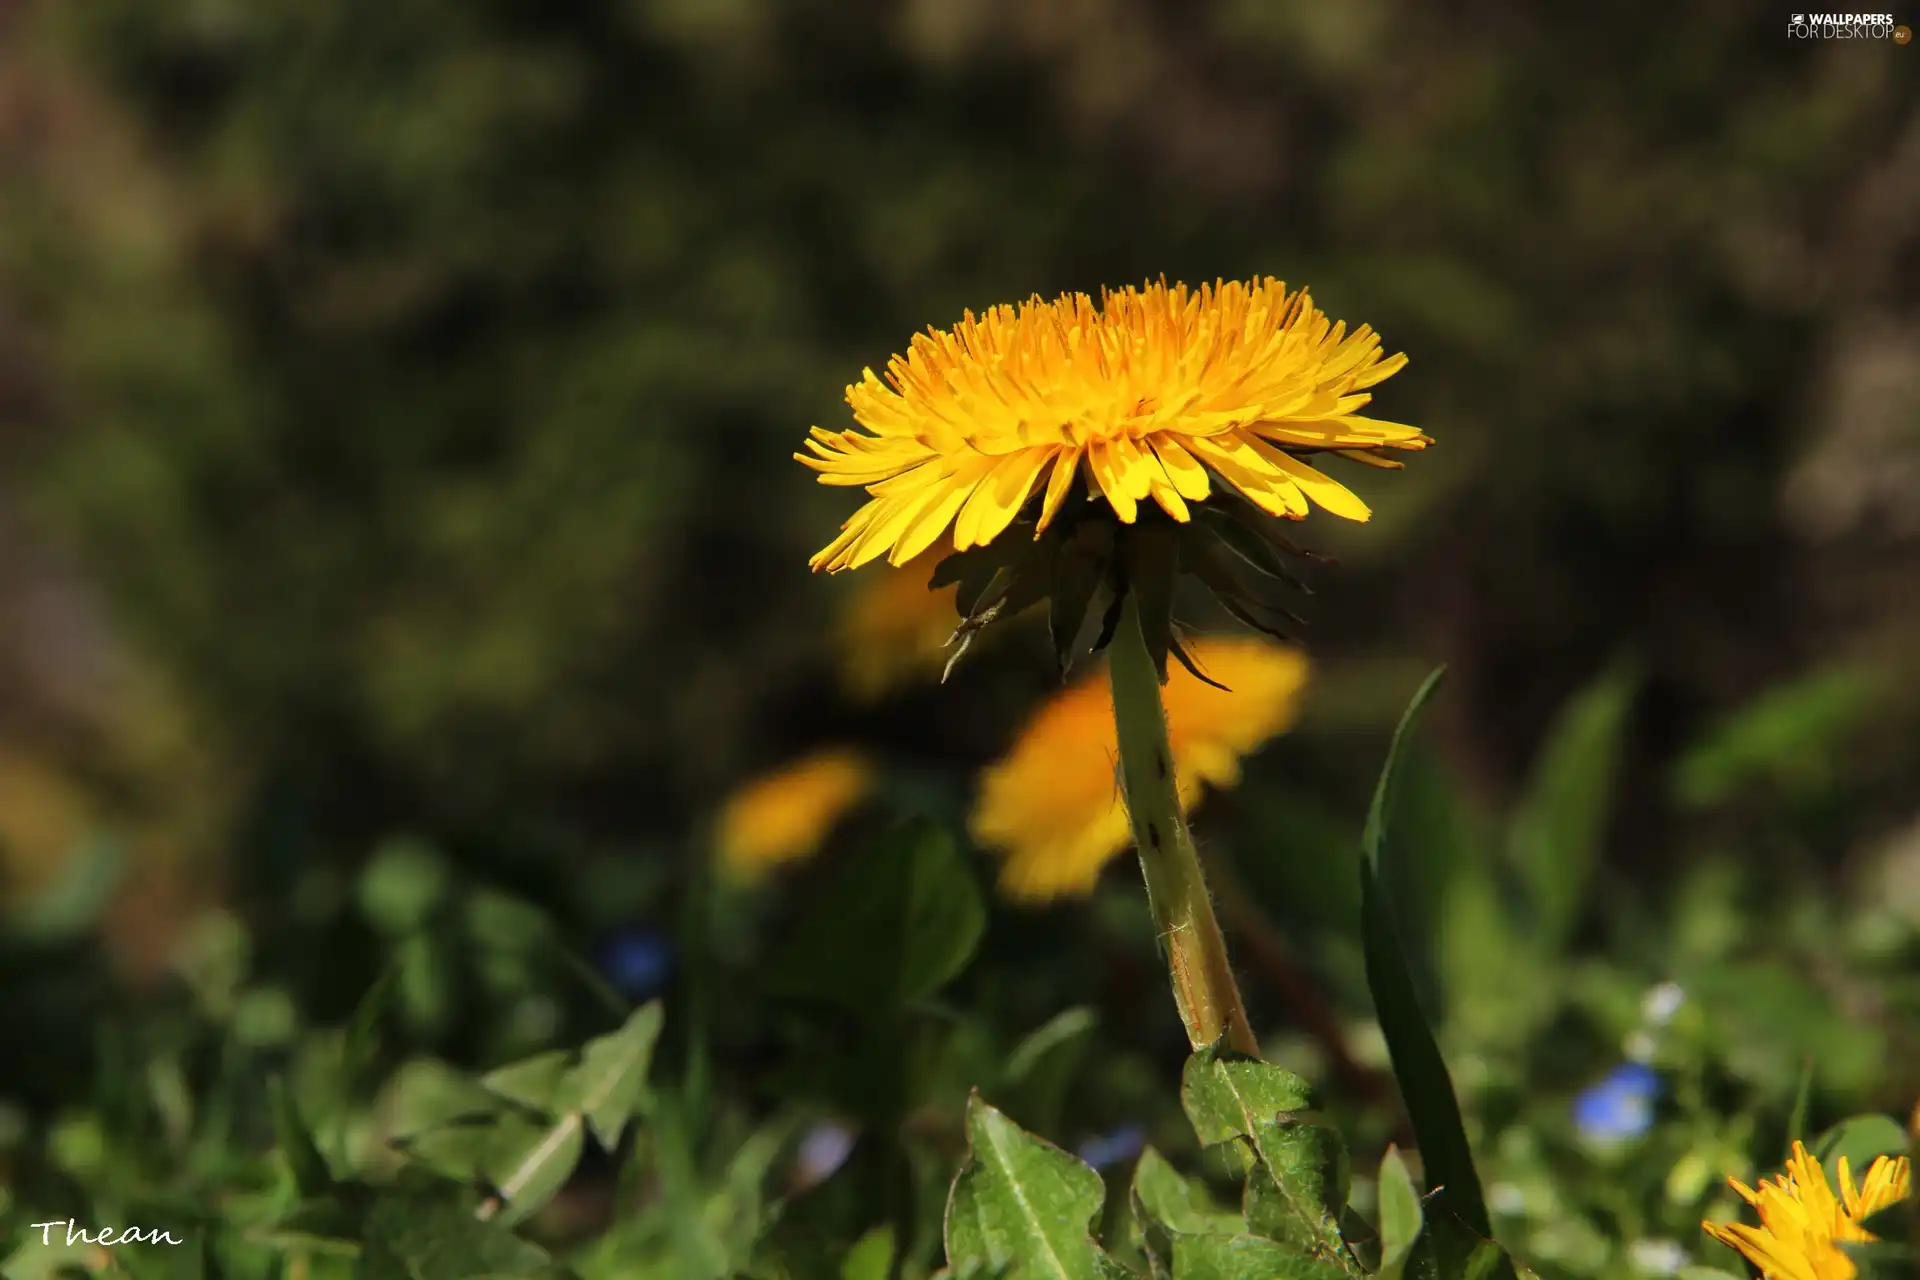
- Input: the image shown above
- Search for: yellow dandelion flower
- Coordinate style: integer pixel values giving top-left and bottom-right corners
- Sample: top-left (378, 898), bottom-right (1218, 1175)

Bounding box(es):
top-left (1703, 1141), bottom-right (1912, 1280)
top-left (716, 749), bottom-right (874, 882)
top-left (800, 277), bottom-right (1426, 574)
top-left (971, 637), bottom-right (1308, 902)
top-left (837, 547), bottom-right (963, 700)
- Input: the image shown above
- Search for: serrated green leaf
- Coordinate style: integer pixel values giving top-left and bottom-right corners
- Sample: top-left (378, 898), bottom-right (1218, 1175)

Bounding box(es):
top-left (1179, 1054), bottom-right (1317, 1147)
top-left (1171, 1233), bottom-right (1348, 1280)
top-left (944, 1093), bottom-right (1132, 1280)
top-left (569, 1001), bottom-right (664, 1147)
top-left (357, 1189), bottom-right (566, 1279)
top-left (481, 1001), bottom-right (662, 1150)
top-left (1376, 1148), bottom-right (1423, 1280)
top-left (1178, 1051), bottom-right (1350, 1261)
top-left (1239, 1130), bottom-right (1352, 1262)
top-left (1359, 669), bottom-right (1513, 1280)
top-left (1504, 662), bottom-right (1635, 952)
top-left (772, 820), bottom-right (984, 1015)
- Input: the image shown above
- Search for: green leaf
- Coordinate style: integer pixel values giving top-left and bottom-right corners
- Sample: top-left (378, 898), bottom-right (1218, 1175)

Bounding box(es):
top-left (269, 1075), bottom-right (333, 1197)
top-left (1131, 1148), bottom-right (1244, 1238)
top-left (481, 1000), bottom-right (662, 1148)
top-left (1671, 664), bottom-right (1883, 809)
top-left (1178, 1053), bottom-right (1316, 1148)
top-left (771, 820), bottom-right (985, 1015)
top-left (1179, 1051), bottom-right (1350, 1263)
top-left (1171, 1234), bottom-right (1349, 1280)
top-left (572, 1000), bottom-right (664, 1147)
top-left (1810, 1115), bottom-right (1910, 1194)
top-left (842, 1226), bottom-right (896, 1280)
top-left (1504, 662), bottom-right (1635, 951)
top-left (357, 1187), bottom-right (568, 1280)
top-left (257, 1193), bottom-right (372, 1254)
top-left (359, 837), bottom-right (452, 937)
top-left (1002, 1008), bottom-right (1098, 1136)
top-left (1239, 1134), bottom-right (1352, 1261)
top-left (341, 961), bottom-right (402, 1087)
top-left (1785, 1057), bottom-right (1814, 1156)
top-left (485, 1116), bottom-right (587, 1228)
top-left (396, 1002), bottom-right (658, 1224)
top-left (1375, 1148), bottom-right (1424, 1280)
top-left (944, 1092), bottom-right (1133, 1280)
top-left (1359, 669), bottom-right (1512, 1280)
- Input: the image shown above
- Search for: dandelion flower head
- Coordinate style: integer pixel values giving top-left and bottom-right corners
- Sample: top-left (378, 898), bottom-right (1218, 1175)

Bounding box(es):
top-left (800, 278), bottom-right (1428, 574)
top-left (1703, 1141), bottom-right (1911, 1280)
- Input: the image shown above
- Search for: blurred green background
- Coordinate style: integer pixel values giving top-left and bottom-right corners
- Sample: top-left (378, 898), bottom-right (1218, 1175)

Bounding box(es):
top-left (0, 1), bottom-right (1916, 1275)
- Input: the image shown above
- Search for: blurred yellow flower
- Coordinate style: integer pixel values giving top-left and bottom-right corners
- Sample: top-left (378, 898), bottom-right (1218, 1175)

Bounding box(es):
top-left (838, 548), bottom-right (960, 699)
top-left (971, 637), bottom-right (1308, 902)
top-left (1703, 1141), bottom-right (1911, 1280)
top-left (800, 277), bottom-right (1428, 573)
top-left (716, 749), bottom-right (874, 882)
top-left (0, 744), bottom-right (93, 896)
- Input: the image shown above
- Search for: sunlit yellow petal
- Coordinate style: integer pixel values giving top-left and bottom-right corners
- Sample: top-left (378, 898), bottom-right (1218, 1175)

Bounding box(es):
top-left (1086, 439), bottom-right (1139, 524)
top-left (1703, 1141), bottom-right (1910, 1280)
top-left (1254, 444), bottom-right (1373, 521)
top-left (1150, 436), bottom-right (1213, 502)
top-left (1034, 444), bottom-right (1084, 535)
top-left (954, 447), bottom-right (1056, 551)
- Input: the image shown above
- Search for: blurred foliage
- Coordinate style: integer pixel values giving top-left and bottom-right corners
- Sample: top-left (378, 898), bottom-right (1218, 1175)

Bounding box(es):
top-left (0, 0), bottom-right (1917, 1276)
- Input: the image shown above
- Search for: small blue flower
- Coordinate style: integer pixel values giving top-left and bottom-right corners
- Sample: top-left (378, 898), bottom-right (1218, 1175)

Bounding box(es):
top-left (793, 1120), bottom-right (858, 1189)
top-left (599, 929), bottom-right (672, 1001)
top-left (1077, 1123), bottom-right (1146, 1171)
top-left (1572, 1063), bottom-right (1661, 1142)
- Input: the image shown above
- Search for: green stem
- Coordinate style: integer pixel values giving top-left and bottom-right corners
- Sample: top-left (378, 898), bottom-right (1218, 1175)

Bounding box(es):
top-left (1107, 592), bottom-right (1259, 1056)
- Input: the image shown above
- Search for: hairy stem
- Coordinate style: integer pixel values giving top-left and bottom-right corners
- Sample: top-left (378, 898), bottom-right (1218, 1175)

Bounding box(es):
top-left (1107, 593), bottom-right (1259, 1056)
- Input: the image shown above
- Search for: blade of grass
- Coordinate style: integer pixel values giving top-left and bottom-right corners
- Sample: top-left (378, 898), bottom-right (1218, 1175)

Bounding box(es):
top-left (1360, 668), bottom-right (1512, 1279)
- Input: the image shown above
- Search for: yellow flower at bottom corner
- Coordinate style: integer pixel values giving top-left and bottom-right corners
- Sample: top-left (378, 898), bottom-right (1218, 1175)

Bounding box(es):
top-left (970, 637), bottom-right (1309, 903)
top-left (716, 748), bottom-right (875, 883)
top-left (1702, 1140), bottom-right (1912, 1280)
top-left (837, 547), bottom-right (961, 700)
